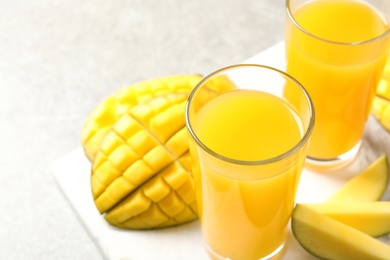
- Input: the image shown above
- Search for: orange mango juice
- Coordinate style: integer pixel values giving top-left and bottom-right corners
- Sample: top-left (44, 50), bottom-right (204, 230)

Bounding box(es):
top-left (192, 90), bottom-right (305, 259)
top-left (286, 0), bottom-right (390, 160)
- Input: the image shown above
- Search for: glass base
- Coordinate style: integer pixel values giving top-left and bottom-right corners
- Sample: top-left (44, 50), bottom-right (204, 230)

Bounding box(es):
top-left (305, 141), bottom-right (361, 170)
top-left (204, 242), bottom-right (285, 260)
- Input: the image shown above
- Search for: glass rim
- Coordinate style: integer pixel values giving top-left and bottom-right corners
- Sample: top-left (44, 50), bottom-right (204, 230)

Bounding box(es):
top-left (286, 0), bottom-right (390, 46)
top-left (185, 64), bottom-right (315, 166)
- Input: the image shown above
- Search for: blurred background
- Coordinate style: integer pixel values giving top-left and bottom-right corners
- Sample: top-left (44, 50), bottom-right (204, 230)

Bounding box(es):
top-left (0, 0), bottom-right (285, 259)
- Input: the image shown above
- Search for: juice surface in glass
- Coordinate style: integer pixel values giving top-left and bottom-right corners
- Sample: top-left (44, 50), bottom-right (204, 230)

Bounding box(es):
top-left (193, 89), bottom-right (304, 260)
top-left (286, 0), bottom-right (390, 160)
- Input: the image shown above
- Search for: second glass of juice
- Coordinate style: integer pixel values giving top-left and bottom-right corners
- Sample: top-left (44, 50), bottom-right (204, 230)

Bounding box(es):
top-left (286, 0), bottom-right (390, 166)
top-left (186, 64), bottom-right (314, 260)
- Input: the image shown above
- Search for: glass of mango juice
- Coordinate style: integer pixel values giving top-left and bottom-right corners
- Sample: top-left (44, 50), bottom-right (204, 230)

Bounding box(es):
top-left (286, 0), bottom-right (390, 166)
top-left (185, 64), bottom-right (314, 260)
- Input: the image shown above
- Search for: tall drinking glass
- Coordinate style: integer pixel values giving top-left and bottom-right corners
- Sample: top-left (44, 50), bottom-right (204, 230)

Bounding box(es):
top-left (186, 64), bottom-right (314, 260)
top-left (286, 0), bottom-right (390, 166)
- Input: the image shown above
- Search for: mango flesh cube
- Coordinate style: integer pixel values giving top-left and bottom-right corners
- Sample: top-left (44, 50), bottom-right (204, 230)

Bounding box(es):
top-left (158, 191), bottom-right (186, 217)
top-left (142, 176), bottom-right (171, 203)
top-left (99, 131), bottom-right (126, 156)
top-left (150, 102), bottom-right (186, 143)
top-left (165, 128), bottom-right (189, 157)
top-left (108, 145), bottom-right (138, 172)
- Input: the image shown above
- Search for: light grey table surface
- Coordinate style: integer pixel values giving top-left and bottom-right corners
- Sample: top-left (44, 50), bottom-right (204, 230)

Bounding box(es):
top-left (0, 1), bottom-right (285, 259)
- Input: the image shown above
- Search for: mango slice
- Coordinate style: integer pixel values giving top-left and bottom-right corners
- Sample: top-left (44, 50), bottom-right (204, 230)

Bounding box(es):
top-left (81, 75), bottom-right (202, 161)
top-left (292, 204), bottom-right (390, 260)
top-left (302, 202), bottom-right (390, 237)
top-left (327, 155), bottom-right (389, 201)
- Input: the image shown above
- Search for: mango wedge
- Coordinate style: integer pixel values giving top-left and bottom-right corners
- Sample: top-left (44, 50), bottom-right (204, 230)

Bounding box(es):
top-left (81, 75), bottom-right (202, 161)
top-left (303, 202), bottom-right (390, 237)
top-left (292, 204), bottom-right (390, 260)
top-left (327, 155), bottom-right (389, 201)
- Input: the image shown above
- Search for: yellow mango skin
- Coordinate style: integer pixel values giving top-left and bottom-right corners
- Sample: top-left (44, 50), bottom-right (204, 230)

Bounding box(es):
top-left (327, 155), bottom-right (389, 201)
top-left (303, 202), bottom-right (390, 237)
top-left (292, 204), bottom-right (390, 260)
top-left (91, 93), bottom-right (198, 229)
top-left (81, 75), bottom-right (202, 161)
